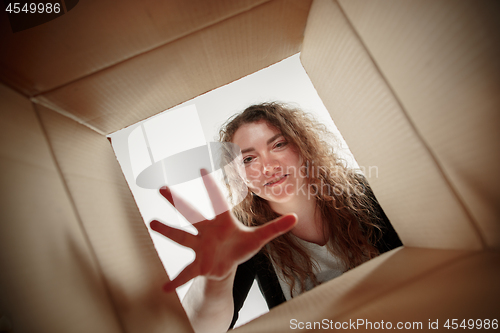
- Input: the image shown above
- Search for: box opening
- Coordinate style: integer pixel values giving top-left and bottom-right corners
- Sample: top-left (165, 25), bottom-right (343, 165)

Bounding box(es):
top-left (108, 53), bottom-right (360, 327)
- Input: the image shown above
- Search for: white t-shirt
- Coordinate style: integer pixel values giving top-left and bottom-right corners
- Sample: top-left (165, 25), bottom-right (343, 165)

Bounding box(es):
top-left (271, 235), bottom-right (345, 300)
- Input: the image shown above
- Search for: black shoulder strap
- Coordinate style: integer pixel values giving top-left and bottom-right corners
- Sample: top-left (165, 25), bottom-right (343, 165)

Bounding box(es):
top-left (254, 252), bottom-right (287, 309)
top-left (359, 174), bottom-right (403, 253)
top-left (229, 254), bottom-right (257, 329)
top-left (229, 251), bottom-right (286, 329)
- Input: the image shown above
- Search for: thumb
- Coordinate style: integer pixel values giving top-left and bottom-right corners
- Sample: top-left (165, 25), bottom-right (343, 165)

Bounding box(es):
top-left (254, 213), bottom-right (297, 245)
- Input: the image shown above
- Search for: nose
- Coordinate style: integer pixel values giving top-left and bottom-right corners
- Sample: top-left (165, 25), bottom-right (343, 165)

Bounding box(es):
top-left (262, 159), bottom-right (280, 176)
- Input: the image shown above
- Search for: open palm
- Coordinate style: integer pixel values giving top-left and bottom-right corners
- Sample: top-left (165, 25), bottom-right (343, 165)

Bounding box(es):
top-left (150, 169), bottom-right (297, 292)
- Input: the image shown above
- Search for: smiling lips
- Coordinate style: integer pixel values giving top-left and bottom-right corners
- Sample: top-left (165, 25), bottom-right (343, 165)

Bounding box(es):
top-left (264, 174), bottom-right (289, 187)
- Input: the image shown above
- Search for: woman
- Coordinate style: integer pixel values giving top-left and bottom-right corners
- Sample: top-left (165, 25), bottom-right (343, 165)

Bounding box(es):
top-left (150, 102), bottom-right (401, 333)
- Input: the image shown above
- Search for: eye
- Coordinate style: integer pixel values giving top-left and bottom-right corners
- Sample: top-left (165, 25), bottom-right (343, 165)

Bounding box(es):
top-left (243, 156), bottom-right (254, 164)
top-left (274, 140), bottom-right (288, 149)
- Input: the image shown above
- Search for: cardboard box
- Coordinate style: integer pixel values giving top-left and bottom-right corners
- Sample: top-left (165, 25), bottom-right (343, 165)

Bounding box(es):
top-left (1, 0), bottom-right (499, 332)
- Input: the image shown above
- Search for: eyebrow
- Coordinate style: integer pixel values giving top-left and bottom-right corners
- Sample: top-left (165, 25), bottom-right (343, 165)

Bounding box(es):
top-left (241, 134), bottom-right (283, 154)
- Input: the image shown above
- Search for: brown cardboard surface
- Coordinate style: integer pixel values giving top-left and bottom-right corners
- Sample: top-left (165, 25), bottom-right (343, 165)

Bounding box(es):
top-left (5, 0), bottom-right (312, 135)
top-left (233, 247), bottom-right (473, 332)
top-left (300, 0), bottom-right (482, 250)
top-left (334, 251), bottom-right (500, 330)
top-left (1, 0), bottom-right (499, 331)
top-left (0, 84), bottom-right (123, 333)
top-left (36, 105), bottom-right (193, 333)
top-left (338, 0), bottom-right (500, 250)
top-left (0, 0), bottom-right (269, 95)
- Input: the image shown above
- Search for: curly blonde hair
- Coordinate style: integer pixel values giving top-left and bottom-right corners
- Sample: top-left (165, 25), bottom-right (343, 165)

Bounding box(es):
top-left (219, 102), bottom-right (381, 295)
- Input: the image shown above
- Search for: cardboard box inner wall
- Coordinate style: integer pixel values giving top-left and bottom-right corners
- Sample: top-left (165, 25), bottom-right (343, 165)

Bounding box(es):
top-left (1, 0), bottom-right (499, 332)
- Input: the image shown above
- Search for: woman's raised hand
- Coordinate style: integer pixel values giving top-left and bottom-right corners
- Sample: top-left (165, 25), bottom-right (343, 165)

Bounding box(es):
top-left (150, 169), bottom-right (297, 292)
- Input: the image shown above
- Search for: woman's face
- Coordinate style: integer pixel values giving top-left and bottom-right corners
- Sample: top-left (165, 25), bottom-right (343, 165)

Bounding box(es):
top-left (232, 120), bottom-right (306, 204)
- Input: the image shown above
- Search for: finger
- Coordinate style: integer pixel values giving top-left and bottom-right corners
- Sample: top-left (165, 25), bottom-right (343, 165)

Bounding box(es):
top-left (253, 214), bottom-right (297, 246)
top-left (200, 169), bottom-right (230, 216)
top-left (163, 260), bottom-right (200, 292)
top-left (150, 220), bottom-right (197, 248)
top-left (160, 186), bottom-right (206, 224)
